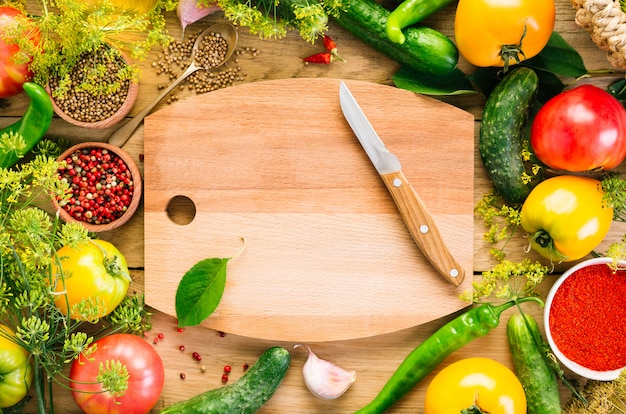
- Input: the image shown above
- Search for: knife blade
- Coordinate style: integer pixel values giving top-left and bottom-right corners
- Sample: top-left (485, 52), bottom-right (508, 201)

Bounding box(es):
top-left (339, 81), bottom-right (464, 286)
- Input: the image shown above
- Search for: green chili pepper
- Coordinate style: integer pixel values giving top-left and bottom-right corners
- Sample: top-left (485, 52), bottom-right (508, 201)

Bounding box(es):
top-left (0, 82), bottom-right (53, 168)
top-left (386, 0), bottom-right (455, 44)
top-left (355, 298), bottom-right (540, 413)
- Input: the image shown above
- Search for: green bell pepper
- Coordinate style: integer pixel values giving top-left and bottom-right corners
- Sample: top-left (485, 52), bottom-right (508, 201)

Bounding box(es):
top-left (0, 325), bottom-right (33, 408)
top-left (386, 0), bottom-right (455, 44)
top-left (0, 82), bottom-right (53, 168)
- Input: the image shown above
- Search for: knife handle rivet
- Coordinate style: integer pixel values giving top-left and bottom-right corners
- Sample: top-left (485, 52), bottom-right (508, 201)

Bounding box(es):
top-left (450, 268), bottom-right (460, 278)
top-left (392, 178), bottom-right (402, 188)
top-left (419, 224), bottom-right (429, 234)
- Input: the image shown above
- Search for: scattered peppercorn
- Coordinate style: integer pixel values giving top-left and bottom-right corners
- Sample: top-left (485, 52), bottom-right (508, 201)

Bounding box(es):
top-left (192, 352), bottom-right (202, 361)
top-left (157, 333), bottom-right (165, 339)
top-left (179, 345), bottom-right (185, 352)
top-left (177, 327), bottom-right (184, 333)
top-left (223, 365), bottom-right (231, 374)
top-left (243, 362), bottom-right (249, 371)
top-left (221, 374), bottom-right (229, 383)
top-left (57, 147), bottom-right (134, 225)
top-left (180, 373), bottom-right (186, 380)
top-left (152, 28), bottom-right (257, 98)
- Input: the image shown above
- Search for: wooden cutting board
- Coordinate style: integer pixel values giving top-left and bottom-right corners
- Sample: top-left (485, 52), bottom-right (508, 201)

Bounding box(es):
top-left (143, 78), bottom-right (475, 342)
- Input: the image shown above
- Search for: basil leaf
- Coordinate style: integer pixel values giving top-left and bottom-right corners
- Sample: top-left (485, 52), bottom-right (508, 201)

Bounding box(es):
top-left (522, 31), bottom-right (587, 78)
top-left (534, 69), bottom-right (566, 103)
top-left (392, 67), bottom-right (476, 95)
top-left (467, 67), bottom-right (502, 97)
top-left (175, 257), bottom-right (229, 327)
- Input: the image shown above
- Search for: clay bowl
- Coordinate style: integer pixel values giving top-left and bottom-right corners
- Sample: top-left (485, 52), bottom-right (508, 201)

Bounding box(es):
top-left (544, 257), bottom-right (626, 380)
top-left (48, 80), bottom-right (139, 130)
top-left (52, 142), bottom-right (142, 232)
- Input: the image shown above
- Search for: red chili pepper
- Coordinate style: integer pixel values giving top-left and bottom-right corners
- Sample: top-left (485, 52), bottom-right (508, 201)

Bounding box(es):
top-left (323, 34), bottom-right (337, 52)
top-left (303, 52), bottom-right (332, 64)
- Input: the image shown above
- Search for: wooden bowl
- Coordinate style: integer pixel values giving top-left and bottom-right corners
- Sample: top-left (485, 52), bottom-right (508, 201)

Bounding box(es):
top-left (52, 142), bottom-right (142, 232)
top-left (48, 80), bottom-right (139, 130)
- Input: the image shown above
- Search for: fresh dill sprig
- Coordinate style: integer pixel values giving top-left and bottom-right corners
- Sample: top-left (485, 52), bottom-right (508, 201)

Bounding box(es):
top-left (0, 142), bottom-right (152, 412)
top-left (602, 172), bottom-right (626, 222)
top-left (606, 234), bottom-right (626, 271)
top-left (474, 191), bottom-right (523, 261)
top-left (461, 258), bottom-right (548, 304)
top-left (203, 0), bottom-right (345, 43)
top-left (563, 369), bottom-right (626, 413)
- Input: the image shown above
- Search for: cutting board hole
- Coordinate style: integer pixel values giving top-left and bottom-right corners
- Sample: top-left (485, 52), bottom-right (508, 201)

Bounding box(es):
top-left (166, 195), bottom-right (196, 225)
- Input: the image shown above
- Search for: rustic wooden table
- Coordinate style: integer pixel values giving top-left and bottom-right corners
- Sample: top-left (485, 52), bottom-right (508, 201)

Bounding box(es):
top-left (3, 0), bottom-right (626, 412)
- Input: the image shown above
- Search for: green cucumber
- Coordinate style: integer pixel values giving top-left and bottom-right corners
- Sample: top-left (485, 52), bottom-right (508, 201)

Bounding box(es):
top-left (333, 0), bottom-right (458, 76)
top-left (507, 313), bottom-right (561, 414)
top-left (479, 66), bottom-right (541, 205)
top-left (159, 346), bottom-right (290, 414)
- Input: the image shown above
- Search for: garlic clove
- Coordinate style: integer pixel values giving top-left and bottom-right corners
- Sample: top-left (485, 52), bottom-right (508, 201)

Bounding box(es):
top-left (295, 344), bottom-right (356, 400)
top-left (177, 0), bottom-right (221, 37)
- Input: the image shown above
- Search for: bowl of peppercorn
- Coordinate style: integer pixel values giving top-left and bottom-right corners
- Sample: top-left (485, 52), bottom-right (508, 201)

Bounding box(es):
top-left (52, 142), bottom-right (142, 232)
top-left (47, 50), bottom-right (139, 130)
top-left (544, 257), bottom-right (626, 381)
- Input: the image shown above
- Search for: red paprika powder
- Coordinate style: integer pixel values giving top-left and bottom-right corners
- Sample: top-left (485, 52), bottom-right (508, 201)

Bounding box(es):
top-left (549, 263), bottom-right (626, 372)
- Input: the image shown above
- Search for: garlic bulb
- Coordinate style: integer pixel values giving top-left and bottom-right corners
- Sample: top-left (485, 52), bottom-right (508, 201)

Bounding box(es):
top-left (295, 344), bottom-right (356, 400)
top-left (177, 0), bottom-right (221, 36)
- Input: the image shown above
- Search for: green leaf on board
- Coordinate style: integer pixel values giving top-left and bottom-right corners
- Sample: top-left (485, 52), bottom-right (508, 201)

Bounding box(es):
top-left (175, 257), bottom-right (230, 327)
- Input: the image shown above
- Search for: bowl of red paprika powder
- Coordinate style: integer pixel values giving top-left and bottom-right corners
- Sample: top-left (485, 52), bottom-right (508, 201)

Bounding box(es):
top-left (52, 142), bottom-right (142, 232)
top-left (544, 257), bottom-right (626, 381)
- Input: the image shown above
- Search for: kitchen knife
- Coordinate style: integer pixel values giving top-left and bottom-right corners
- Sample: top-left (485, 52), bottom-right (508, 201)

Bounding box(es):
top-left (339, 81), bottom-right (465, 286)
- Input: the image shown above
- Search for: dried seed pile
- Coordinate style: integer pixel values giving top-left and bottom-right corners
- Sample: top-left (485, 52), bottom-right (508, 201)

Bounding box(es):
top-left (57, 147), bottom-right (135, 225)
top-left (194, 32), bottom-right (229, 68)
top-left (153, 28), bottom-right (258, 101)
top-left (49, 52), bottom-right (130, 123)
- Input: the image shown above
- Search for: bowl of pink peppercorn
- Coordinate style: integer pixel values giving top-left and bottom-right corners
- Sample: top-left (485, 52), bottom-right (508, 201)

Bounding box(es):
top-left (52, 142), bottom-right (142, 232)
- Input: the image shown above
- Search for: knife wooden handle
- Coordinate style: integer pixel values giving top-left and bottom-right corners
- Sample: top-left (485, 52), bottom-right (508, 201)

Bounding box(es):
top-left (380, 171), bottom-right (465, 286)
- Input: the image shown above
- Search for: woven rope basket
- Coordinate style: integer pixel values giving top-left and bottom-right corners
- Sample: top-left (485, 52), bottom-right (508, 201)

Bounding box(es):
top-left (572, 0), bottom-right (626, 68)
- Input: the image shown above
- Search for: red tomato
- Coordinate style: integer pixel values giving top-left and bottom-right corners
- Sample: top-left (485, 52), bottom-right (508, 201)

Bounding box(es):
top-left (0, 6), bottom-right (37, 98)
top-left (530, 84), bottom-right (626, 172)
top-left (70, 334), bottom-right (165, 414)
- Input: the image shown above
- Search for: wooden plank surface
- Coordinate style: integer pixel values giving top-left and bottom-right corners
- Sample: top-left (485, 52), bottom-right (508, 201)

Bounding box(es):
top-left (3, 0), bottom-right (625, 412)
top-left (142, 78), bottom-right (475, 341)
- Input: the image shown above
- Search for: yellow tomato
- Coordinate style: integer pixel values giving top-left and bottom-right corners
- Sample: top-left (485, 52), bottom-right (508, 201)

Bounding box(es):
top-left (454, 0), bottom-right (556, 67)
top-left (50, 239), bottom-right (131, 321)
top-left (424, 357), bottom-right (526, 414)
top-left (520, 175), bottom-right (614, 262)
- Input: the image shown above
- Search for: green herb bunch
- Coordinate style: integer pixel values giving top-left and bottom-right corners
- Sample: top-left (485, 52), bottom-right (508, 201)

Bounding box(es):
top-left (564, 368), bottom-right (626, 413)
top-left (198, 0), bottom-right (345, 43)
top-left (0, 136), bottom-right (150, 413)
top-left (4, 0), bottom-right (176, 97)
